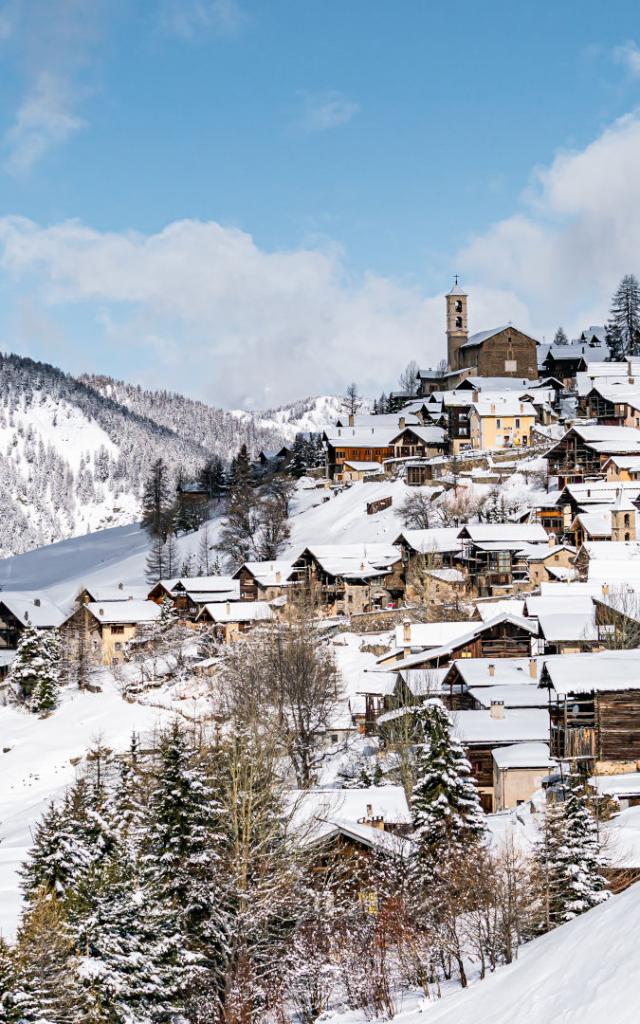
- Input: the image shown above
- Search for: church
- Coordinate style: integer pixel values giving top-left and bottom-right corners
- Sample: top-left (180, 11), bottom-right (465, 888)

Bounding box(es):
top-left (444, 281), bottom-right (539, 381)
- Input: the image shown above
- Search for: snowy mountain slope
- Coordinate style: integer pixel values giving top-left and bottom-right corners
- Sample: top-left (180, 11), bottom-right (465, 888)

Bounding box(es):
top-left (251, 395), bottom-right (371, 440)
top-left (0, 354), bottom-right (298, 558)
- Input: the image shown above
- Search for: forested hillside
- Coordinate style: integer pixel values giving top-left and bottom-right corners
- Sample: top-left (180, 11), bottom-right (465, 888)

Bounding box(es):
top-left (0, 355), bottom-right (295, 557)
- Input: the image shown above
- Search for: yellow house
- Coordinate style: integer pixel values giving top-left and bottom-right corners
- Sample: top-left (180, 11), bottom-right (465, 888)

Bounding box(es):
top-left (469, 399), bottom-right (535, 450)
top-left (492, 742), bottom-right (555, 811)
top-left (602, 455), bottom-right (640, 482)
top-left (64, 600), bottom-right (162, 665)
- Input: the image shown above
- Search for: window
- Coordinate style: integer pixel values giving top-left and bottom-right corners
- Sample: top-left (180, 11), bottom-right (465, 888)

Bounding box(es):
top-left (496, 419), bottom-right (501, 428)
top-left (505, 359), bottom-right (517, 372)
top-left (330, 734), bottom-right (339, 744)
top-left (455, 316), bottom-right (463, 328)
top-left (114, 642), bottom-right (123, 651)
top-left (624, 514), bottom-right (631, 527)
top-left (455, 300), bottom-right (463, 313)
top-left (515, 418), bottom-right (520, 428)
top-left (111, 624), bottom-right (125, 634)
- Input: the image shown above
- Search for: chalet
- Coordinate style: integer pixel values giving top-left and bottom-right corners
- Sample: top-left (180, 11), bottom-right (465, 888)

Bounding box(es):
top-left (196, 600), bottom-right (274, 642)
top-left (0, 592), bottom-right (65, 649)
top-left (469, 399), bottom-right (535, 451)
top-left (457, 523), bottom-right (548, 596)
top-left (545, 425), bottom-right (640, 487)
top-left (582, 384), bottom-right (640, 427)
top-left (603, 455), bottom-right (640, 482)
top-left (394, 528), bottom-right (463, 569)
top-left (377, 612), bottom-right (538, 672)
top-left (542, 344), bottom-right (592, 385)
top-left (323, 427), bottom-right (394, 479)
top-left (290, 544), bottom-right (404, 615)
top-left (388, 425), bottom-right (447, 461)
top-left (378, 619), bottom-right (479, 666)
top-left (232, 561), bottom-right (295, 602)
top-left (569, 491), bottom-right (638, 548)
top-left (526, 544), bottom-right (576, 585)
top-left (148, 576), bottom-right (240, 616)
top-left (341, 460), bottom-right (384, 482)
top-left (537, 609), bottom-right (600, 655)
top-left (440, 655), bottom-right (543, 707)
top-left (63, 600), bottom-right (162, 665)
top-left (492, 743), bottom-right (555, 812)
top-left (540, 649), bottom-right (640, 772)
top-left (416, 368), bottom-right (449, 397)
top-left (454, 706), bottom-right (550, 812)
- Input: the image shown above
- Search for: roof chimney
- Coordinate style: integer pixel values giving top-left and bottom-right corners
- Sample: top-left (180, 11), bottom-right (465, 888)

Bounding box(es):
top-left (548, 532), bottom-right (556, 548)
top-left (118, 582), bottom-right (124, 590)
top-left (348, 413), bottom-right (354, 427)
top-left (491, 403), bottom-right (496, 414)
top-left (529, 658), bottom-right (537, 679)
top-left (602, 583), bottom-right (609, 598)
top-left (275, 570), bottom-right (282, 585)
top-left (488, 663), bottom-right (495, 677)
top-left (24, 610), bottom-right (29, 621)
top-left (490, 700), bottom-right (505, 720)
top-left (399, 416), bottom-right (406, 430)
top-left (33, 598), bottom-right (40, 607)
top-left (403, 618), bottom-right (411, 644)
top-left (226, 601), bottom-right (231, 615)
top-left (99, 608), bottom-right (104, 616)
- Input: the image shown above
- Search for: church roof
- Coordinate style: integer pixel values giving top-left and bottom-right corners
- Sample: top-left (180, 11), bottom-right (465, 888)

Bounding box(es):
top-left (447, 281), bottom-right (466, 296)
top-left (460, 325), bottom-right (537, 350)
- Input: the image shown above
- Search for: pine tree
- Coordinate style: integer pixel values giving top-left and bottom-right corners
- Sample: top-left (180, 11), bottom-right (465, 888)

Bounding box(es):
top-left (289, 434), bottom-right (309, 479)
top-left (11, 891), bottom-right (78, 1024)
top-left (141, 457), bottom-right (173, 540)
top-left (142, 723), bottom-right (227, 989)
top-left (8, 626), bottom-right (60, 713)
top-left (607, 274), bottom-right (640, 358)
top-left (553, 326), bottom-right (569, 346)
top-left (411, 701), bottom-right (485, 881)
top-left (533, 776), bottom-right (609, 931)
top-left (0, 938), bottom-right (18, 1024)
top-left (199, 455), bottom-right (226, 503)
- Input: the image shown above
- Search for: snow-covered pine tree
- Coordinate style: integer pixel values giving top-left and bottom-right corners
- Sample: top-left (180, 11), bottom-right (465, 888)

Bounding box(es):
top-left (141, 457), bottom-right (173, 539)
top-left (75, 848), bottom-right (186, 1024)
top-left (553, 326), bottom-right (569, 345)
top-left (411, 700), bottom-right (485, 880)
top-left (10, 891), bottom-right (78, 1024)
top-left (141, 722), bottom-right (227, 1002)
top-left (9, 626), bottom-right (61, 713)
top-left (607, 273), bottom-right (640, 358)
top-left (556, 775), bottom-right (609, 923)
top-left (0, 938), bottom-right (18, 1024)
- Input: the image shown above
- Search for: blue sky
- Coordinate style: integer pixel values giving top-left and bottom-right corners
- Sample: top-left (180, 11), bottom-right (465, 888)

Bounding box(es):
top-left (1, 0), bottom-right (640, 407)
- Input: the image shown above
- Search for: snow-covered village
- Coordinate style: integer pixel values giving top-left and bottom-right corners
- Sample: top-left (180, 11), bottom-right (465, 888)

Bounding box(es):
top-left (2, 4), bottom-right (640, 1023)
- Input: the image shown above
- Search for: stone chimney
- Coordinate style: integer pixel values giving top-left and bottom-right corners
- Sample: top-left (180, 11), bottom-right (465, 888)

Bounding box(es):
top-left (548, 532), bottom-right (556, 548)
top-left (226, 601), bottom-right (231, 615)
top-left (403, 618), bottom-right (411, 644)
top-left (602, 583), bottom-right (609, 598)
top-left (399, 416), bottom-right (406, 430)
top-left (491, 403), bottom-right (496, 414)
top-left (348, 413), bottom-right (355, 427)
top-left (361, 804), bottom-right (385, 831)
top-left (529, 658), bottom-right (537, 679)
top-left (275, 571), bottom-right (282, 585)
top-left (118, 582), bottom-right (124, 590)
top-left (488, 663), bottom-right (495, 677)
top-left (490, 699), bottom-right (505, 720)
top-left (33, 598), bottom-right (40, 607)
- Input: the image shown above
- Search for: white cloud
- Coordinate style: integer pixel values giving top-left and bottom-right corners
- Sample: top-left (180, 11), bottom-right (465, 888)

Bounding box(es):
top-left (300, 91), bottom-right (360, 134)
top-left (4, 70), bottom-right (85, 175)
top-left (459, 111), bottom-right (640, 337)
top-left (614, 40), bottom-right (640, 77)
top-left (159, 0), bottom-right (248, 39)
top-left (3, 110), bottom-right (640, 404)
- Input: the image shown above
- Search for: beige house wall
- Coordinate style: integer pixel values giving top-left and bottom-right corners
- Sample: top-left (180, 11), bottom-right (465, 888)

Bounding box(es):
top-left (99, 622), bottom-right (139, 664)
top-left (493, 764), bottom-right (549, 811)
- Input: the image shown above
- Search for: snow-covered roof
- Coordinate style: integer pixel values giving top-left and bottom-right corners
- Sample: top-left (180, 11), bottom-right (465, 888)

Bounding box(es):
top-left (587, 382), bottom-right (640, 412)
top-left (571, 424), bottom-right (640, 443)
top-left (458, 376), bottom-right (535, 392)
top-left (453, 708), bottom-right (549, 744)
top-left (174, 575), bottom-right (238, 592)
top-left (324, 427), bottom-right (395, 447)
top-left (445, 656), bottom-right (543, 688)
top-left (581, 541), bottom-right (640, 561)
top-left (537, 611), bottom-right (598, 643)
top-left (565, 481), bottom-right (640, 503)
top-left (394, 620), bottom-right (476, 650)
top-left (301, 543), bottom-right (400, 580)
top-left (286, 786), bottom-right (412, 828)
top-left (492, 741), bottom-right (553, 769)
top-left (573, 512), bottom-right (612, 539)
top-left (388, 425), bottom-right (446, 445)
top-left (461, 325), bottom-right (537, 350)
top-left (80, 585), bottom-right (149, 603)
top-left (524, 594), bottom-right (595, 618)
top-left (542, 649), bottom-right (640, 696)
top-left (395, 527), bottom-right (462, 554)
top-left (458, 523), bottom-right (548, 544)
top-left (233, 561), bottom-right (295, 587)
top-left (342, 460), bottom-right (384, 472)
top-left (471, 399), bottom-right (536, 418)
top-left (85, 600), bottom-right (161, 625)
top-left (389, 613), bottom-right (538, 671)
top-left (475, 599), bottom-right (526, 621)
top-left (183, 588), bottom-right (240, 604)
top-left (198, 601), bottom-right (274, 624)
top-left (470, 685), bottom-right (549, 709)
top-left (395, 666), bottom-right (450, 696)
top-left (0, 592), bottom-right (65, 628)
top-left (589, 772), bottom-right (640, 798)
top-left (603, 455), bottom-right (640, 469)
top-left (424, 567), bottom-right (466, 583)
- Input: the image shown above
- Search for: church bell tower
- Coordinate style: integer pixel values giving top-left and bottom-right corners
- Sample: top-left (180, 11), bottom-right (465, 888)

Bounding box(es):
top-left (446, 277), bottom-right (468, 370)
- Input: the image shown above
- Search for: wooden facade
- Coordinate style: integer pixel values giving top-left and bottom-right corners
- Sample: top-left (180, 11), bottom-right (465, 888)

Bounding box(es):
top-left (544, 679), bottom-right (640, 770)
top-left (289, 549), bottom-right (405, 615)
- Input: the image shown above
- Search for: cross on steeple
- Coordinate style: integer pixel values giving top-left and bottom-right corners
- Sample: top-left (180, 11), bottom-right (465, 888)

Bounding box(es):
top-left (454, 273), bottom-right (459, 285)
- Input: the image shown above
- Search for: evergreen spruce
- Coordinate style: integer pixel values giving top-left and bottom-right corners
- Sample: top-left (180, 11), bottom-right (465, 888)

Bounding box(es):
top-left (606, 273), bottom-right (640, 358)
top-left (411, 701), bottom-right (485, 880)
top-left (553, 326), bottom-right (569, 346)
top-left (0, 938), bottom-right (18, 1024)
top-left (141, 457), bottom-right (173, 540)
top-left (8, 627), bottom-right (61, 712)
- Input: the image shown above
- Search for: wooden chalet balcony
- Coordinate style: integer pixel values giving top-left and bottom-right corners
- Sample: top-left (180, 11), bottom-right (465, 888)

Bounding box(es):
top-left (551, 726), bottom-right (596, 760)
